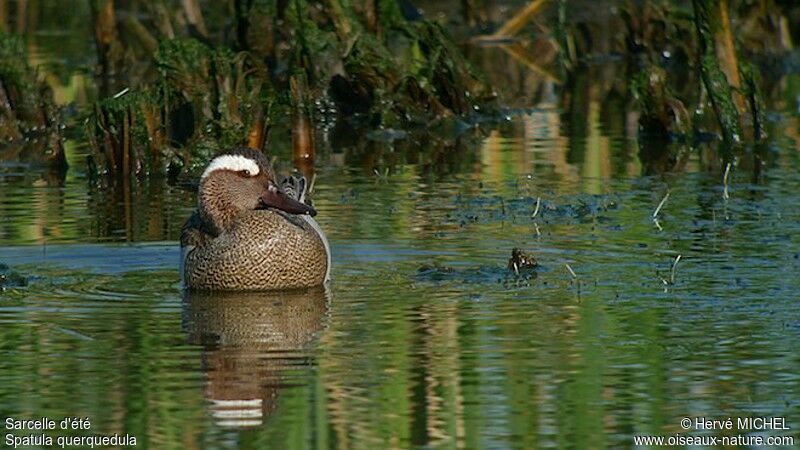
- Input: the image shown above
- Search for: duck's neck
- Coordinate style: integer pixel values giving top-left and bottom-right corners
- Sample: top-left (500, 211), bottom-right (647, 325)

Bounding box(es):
top-left (199, 183), bottom-right (240, 236)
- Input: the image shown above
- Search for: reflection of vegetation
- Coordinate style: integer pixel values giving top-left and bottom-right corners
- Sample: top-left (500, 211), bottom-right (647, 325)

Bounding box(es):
top-left (483, 0), bottom-right (794, 174)
top-left (0, 31), bottom-right (65, 169)
top-left (2, 164), bottom-right (800, 447)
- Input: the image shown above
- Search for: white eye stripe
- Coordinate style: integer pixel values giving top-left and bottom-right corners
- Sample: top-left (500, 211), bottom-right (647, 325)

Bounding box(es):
top-left (201, 155), bottom-right (260, 180)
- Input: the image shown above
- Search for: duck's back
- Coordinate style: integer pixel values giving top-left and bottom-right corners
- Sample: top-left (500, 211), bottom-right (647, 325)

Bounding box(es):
top-left (184, 210), bottom-right (328, 290)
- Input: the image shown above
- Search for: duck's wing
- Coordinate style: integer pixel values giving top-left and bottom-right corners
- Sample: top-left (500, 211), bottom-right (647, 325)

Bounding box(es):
top-left (280, 172), bottom-right (331, 283)
top-left (180, 211), bottom-right (216, 286)
top-left (280, 172), bottom-right (312, 205)
top-left (181, 211), bottom-right (215, 248)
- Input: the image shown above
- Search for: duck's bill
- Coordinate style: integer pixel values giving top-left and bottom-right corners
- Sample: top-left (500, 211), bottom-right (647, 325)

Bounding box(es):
top-left (259, 189), bottom-right (317, 216)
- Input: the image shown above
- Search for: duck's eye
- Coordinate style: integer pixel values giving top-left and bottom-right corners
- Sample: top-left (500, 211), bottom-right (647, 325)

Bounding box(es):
top-left (238, 169), bottom-right (251, 177)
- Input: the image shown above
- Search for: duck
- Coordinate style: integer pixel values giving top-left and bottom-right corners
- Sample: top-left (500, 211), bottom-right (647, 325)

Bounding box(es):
top-left (180, 147), bottom-right (330, 291)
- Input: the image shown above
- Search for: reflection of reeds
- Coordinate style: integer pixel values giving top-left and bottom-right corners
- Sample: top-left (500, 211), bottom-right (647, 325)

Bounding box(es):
top-left (291, 74), bottom-right (315, 180)
top-left (421, 301), bottom-right (464, 447)
top-left (0, 2), bottom-right (7, 33)
top-left (89, 0), bottom-right (123, 77)
top-left (180, 0), bottom-right (208, 39)
top-left (499, 42), bottom-right (560, 84)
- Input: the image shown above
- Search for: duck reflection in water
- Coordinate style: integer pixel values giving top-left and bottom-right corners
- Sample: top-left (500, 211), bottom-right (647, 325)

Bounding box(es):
top-left (182, 286), bottom-right (331, 428)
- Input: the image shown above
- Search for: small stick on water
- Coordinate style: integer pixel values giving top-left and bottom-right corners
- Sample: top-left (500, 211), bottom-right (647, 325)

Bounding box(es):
top-left (652, 191), bottom-right (670, 231)
top-left (565, 263), bottom-right (577, 279)
top-left (532, 196), bottom-right (541, 218)
top-left (653, 191), bottom-right (670, 219)
top-left (670, 254), bottom-right (682, 285)
top-left (565, 263), bottom-right (581, 298)
top-left (723, 162), bottom-right (731, 200)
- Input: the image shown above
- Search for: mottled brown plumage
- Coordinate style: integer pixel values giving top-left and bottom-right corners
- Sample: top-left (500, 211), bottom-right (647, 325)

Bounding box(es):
top-left (181, 148), bottom-right (329, 291)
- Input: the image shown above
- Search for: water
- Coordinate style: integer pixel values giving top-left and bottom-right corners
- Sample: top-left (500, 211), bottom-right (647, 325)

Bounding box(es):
top-left (3, 130), bottom-right (800, 448)
top-left (2, 3), bottom-right (800, 449)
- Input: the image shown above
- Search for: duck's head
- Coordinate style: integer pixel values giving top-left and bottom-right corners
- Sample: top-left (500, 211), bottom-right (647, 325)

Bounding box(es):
top-left (198, 148), bottom-right (316, 235)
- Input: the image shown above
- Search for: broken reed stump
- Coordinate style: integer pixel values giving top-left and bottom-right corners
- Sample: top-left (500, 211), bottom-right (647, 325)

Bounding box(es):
top-left (0, 32), bottom-right (66, 169)
top-left (89, 0), bottom-right (124, 79)
top-left (740, 63), bottom-right (767, 143)
top-left (692, 0), bottom-right (743, 145)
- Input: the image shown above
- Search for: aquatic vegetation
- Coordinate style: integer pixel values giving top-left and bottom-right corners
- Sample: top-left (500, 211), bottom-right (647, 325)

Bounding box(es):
top-left (693, 0), bottom-right (744, 145)
top-left (84, 0), bottom-right (494, 181)
top-left (416, 260), bottom-right (539, 286)
top-left (508, 247), bottom-right (538, 276)
top-left (87, 38), bottom-right (273, 179)
top-left (0, 263), bottom-right (27, 290)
